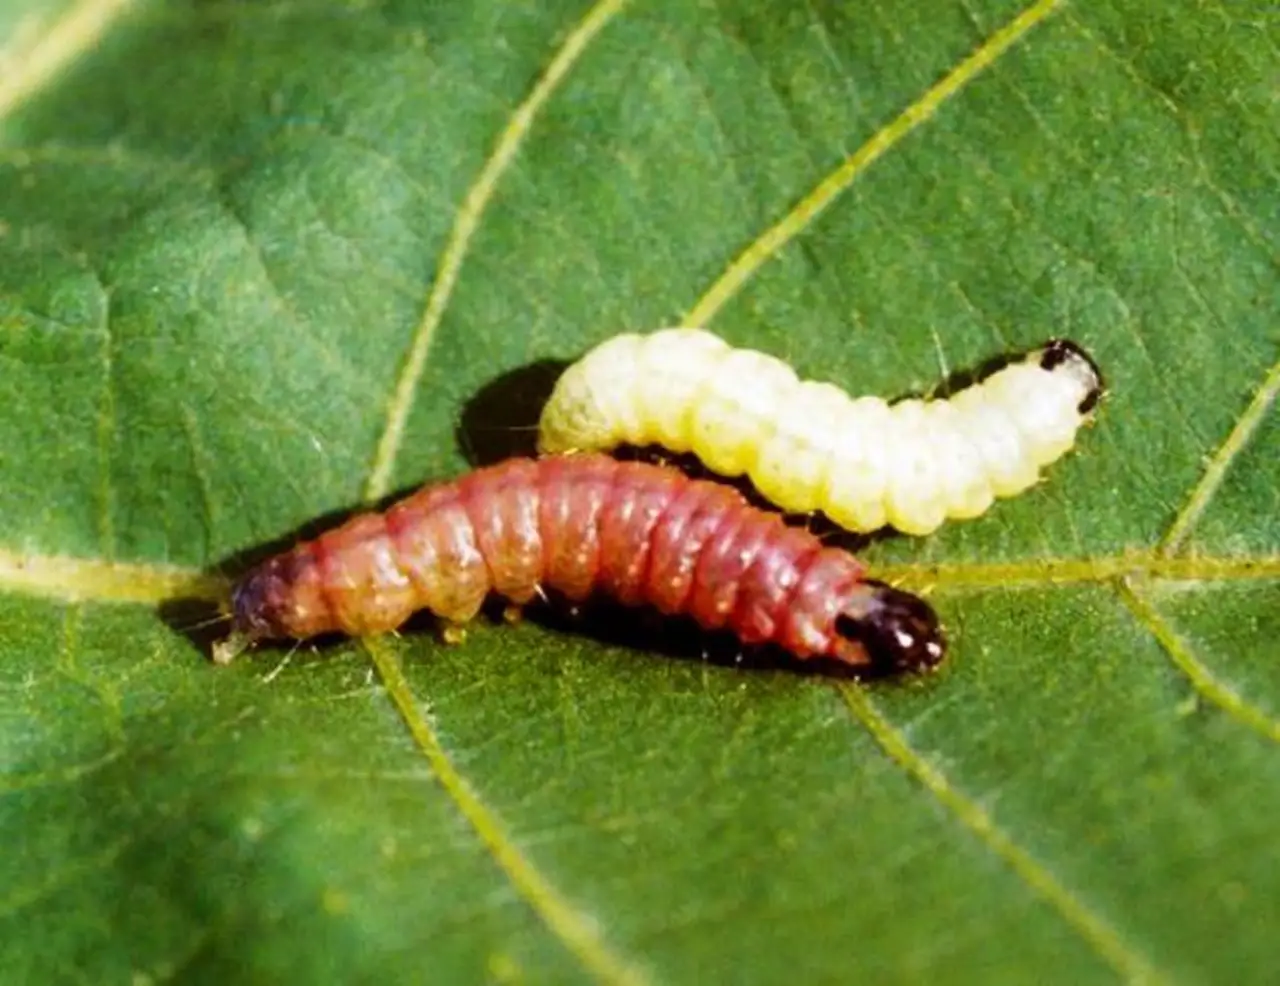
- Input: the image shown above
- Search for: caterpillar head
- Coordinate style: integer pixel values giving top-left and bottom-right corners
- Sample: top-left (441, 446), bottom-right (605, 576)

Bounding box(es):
top-left (831, 581), bottom-right (945, 675)
top-left (212, 563), bottom-right (285, 665)
top-left (1038, 338), bottom-right (1105, 415)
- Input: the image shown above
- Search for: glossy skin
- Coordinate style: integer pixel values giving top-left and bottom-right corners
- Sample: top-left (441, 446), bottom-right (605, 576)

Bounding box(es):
top-left (215, 455), bottom-right (944, 674)
top-left (536, 329), bottom-right (1105, 535)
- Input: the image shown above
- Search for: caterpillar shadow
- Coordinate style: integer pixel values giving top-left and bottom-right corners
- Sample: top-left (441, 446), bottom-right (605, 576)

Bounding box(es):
top-left (324, 590), bottom-right (931, 684)
top-left (164, 354), bottom-right (570, 660)
top-left (456, 358), bottom-right (569, 466)
top-left (920, 349), bottom-right (1019, 400)
top-left (509, 592), bottom-right (935, 684)
top-left (455, 356), bottom-right (914, 552)
top-left (165, 572), bottom-right (926, 685)
top-left (166, 348), bottom-right (940, 674)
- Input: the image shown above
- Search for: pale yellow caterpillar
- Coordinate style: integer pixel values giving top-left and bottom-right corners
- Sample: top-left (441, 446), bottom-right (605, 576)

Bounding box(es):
top-left (536, 328), bottom-right (1104, 536)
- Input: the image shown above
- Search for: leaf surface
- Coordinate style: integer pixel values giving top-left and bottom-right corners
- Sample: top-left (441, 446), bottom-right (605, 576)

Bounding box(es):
top-left (0, 0), bottom-right (1276, 982)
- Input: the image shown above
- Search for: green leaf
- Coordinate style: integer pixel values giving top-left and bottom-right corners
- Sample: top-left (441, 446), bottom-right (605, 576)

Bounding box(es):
top-left (1, 0), bottom-right (1276, 982)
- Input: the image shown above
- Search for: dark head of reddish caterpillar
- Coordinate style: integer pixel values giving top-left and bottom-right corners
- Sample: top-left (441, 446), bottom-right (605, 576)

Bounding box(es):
top-left (214, 454), bottom-right (946, 677)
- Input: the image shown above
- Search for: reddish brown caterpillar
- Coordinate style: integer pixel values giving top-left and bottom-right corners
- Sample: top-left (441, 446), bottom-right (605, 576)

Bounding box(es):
top-left (214, 455), bottom-right (945, 675)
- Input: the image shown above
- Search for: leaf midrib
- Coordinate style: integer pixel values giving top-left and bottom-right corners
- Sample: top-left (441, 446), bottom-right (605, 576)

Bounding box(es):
top-left (1, 545), bottom-right (1276, 609)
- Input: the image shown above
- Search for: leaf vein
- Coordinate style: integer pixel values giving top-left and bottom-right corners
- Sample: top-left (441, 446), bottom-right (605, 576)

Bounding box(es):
top-left (210, 181), bottom-right (390, 404)
top-left (0, 836), bottom-right (132, 919)
top-left (4, 547), bottom-right (1280, 610)
top-left (1062, 10), bottom-right (1280, 261)
top-left (177, 402), bottom-right (220, 565)
top-left (364, 0), bottom-right (633, 502)
top-left (682, 0), bottom-right (1064, 327)
top-left (1160, 353), bottom-right (1280, 554)
top-left (0, 143), bottom-right (218, 183)
top-left (0, 548), bottom-right (229, 605)
top-left (0, 0), bottom-right (141, 124)
top-left (1115, 578), bottom-right (1280, 745)
top-left (838, 683), bottom-right (1169, 984)
top-left (364, 638), bottom-right (653, 986)
top-left (0, 747), bottom-right (123, 794)
top-left (96, 290), bottom-right (117, 558)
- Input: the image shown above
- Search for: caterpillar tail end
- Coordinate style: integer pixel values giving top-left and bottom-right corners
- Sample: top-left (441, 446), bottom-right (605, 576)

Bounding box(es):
top-left (831, 581), bottom-right (946, 676)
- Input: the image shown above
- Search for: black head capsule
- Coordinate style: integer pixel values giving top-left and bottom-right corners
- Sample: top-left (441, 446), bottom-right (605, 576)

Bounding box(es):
top-left (832, 581), bottom-right (946, 676)
top-left (1039, 338), bottom-right (1105, 415)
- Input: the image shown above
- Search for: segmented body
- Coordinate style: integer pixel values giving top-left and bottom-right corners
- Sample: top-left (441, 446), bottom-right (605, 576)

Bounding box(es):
top-left (215, 455), bottom-right (943, 674)
top-left (536, 328), bottom-right (1104, 536)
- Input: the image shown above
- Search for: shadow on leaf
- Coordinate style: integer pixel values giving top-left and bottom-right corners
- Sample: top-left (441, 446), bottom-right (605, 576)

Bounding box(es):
top-left (165, 358), bottom-right (920, 682)
top-left (455, 358), bottom-right (569, 466)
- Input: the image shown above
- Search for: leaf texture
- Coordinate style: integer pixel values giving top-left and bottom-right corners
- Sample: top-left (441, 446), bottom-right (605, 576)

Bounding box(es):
top-left (0, 0), bottom-right (1276, 982)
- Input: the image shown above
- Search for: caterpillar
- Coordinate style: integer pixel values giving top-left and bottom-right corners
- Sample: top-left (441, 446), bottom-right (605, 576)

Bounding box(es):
top-left (536, 329), bottom-right (1104, 536)
top-left (213, 454), bottom-right (944, 676)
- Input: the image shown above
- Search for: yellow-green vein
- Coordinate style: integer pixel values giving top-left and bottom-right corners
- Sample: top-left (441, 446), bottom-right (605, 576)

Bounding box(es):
top-left (682, 0), bottom-right (1063, 327)
top-left (0, 835), bottom-right (133, 919)
top-left (365, 0), bottom-right (632, 501)
top-left (1115, 579), bottom-right (1280, 745)
top-left (1160, 355), bottom-right (1280, 555)
top-left (0, 0), bottom-right (140, 122)
top-left (3, 546), bottom-right (1278, 610)
top-left (0, 548), bottom-right (229, 606)
top-left (838, 682), bottom-right (1167, 984)
top-left (0, 748), bottom-right (123, 794)
top-left (364, 637), bottom-right (652, 986)
top-left (876, 553), bottom-right (1280, 593)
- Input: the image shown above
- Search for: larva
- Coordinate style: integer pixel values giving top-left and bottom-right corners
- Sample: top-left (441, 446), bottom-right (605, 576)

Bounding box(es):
top-left (536, 329), bottom-right (1104, 536)
top-left (214, 454), bottom-right (944, 676)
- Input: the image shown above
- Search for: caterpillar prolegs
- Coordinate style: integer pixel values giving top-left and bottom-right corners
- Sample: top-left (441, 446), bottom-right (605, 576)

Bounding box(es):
top-left (536, 329), bottom-right (1104, 536)
top-left (214, 455), bottom-right (944, 676)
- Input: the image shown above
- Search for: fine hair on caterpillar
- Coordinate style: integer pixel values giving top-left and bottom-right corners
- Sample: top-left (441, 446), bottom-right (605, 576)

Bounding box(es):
top-left (180, 610), bottom-right (234, 634)
top-left (536, 328), bottom-right (1105, 536)
top-left (213, 454), bottom-right (945, 677)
